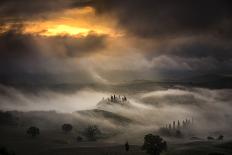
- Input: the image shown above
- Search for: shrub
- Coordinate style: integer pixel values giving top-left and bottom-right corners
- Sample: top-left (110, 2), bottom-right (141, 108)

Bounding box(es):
top-left (76, 136), bottom-right (83, 142)
top-left (62, 124), bottom-right (73, 133)
top-left (27, 126), bottom-right (40, 137)
top-left (142, 134), bottom-right (167, 155)
top-left (83, 125), bottom-right (101, 141)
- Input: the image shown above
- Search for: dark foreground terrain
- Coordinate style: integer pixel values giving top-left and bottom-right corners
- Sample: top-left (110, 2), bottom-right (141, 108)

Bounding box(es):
top-left (1, 127), bottom-right (232, 155)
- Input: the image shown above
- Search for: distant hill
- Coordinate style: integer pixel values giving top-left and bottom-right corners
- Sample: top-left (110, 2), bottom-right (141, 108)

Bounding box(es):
top-left (96, 96), bottom-right (132, 108)
top-left (121, 74), bottom-right (232, 90)
top-left (184, 74), bottom-right (232, 88)
top-left (76, 109), bottom-right (133, 126)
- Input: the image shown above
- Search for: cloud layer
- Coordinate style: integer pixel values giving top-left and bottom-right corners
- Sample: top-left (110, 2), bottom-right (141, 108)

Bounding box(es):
top-left (0, 0), bottom-right (232, 84)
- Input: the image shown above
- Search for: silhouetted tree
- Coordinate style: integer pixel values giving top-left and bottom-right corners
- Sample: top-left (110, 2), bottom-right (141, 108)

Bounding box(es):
top-left (62, 124), bottom-right (73, 133)
top-left (217, 135), bottom-right (224, 140)
top-left (76, 136), bottom-right (83, 142)
top-left (83, 125), bottom-right (101, 141)
top-left (173, 121), bottom-right (176, 130)
top-left (142, 134), bottom-right (167, 155)
top-left (125, 141), bottom-right (130, 152)
top-left (27, 126), bottom-right (40, 137)
top-left (175, 130), bottom-right (182, 138)
top-left (177, 120), bottom-right (180, 129)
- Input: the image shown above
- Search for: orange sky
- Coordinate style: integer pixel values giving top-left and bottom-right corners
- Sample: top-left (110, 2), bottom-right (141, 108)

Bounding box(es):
top-left (0, 6), bottom-right (123, 38)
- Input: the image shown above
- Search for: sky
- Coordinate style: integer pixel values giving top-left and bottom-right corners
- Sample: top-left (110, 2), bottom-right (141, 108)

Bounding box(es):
top-left (0, 0), bottom-right (232, 85)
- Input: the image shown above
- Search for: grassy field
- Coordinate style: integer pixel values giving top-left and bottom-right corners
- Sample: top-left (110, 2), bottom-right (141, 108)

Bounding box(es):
top-left (165, 141), bottom-right (232, 155)
top-left (1, 127), bottom-right (232, 155)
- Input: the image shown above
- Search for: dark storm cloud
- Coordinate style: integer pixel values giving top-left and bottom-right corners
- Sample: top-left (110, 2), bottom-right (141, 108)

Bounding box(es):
top-left (85, 0), bottom-right (232, 75)
top-left (0, 0), bottom-right (232, 83)
top-left (146, 39), bottom-right (232, 60)
top-left (0, 27), bottom-right (107, 84)
top-left (169, 43), bottom-right (232, 60)
top-left (89, 0), bottom-right (232, 38)
top-left (62, 34), bottom-right (107, 57)
top-left (0, 0), bottom-right (109, 85)
top-left (0, 0), bottom-right (73, 21)
top-left (1, 0), bottom-right (232, 38)
top-left (0, 26), bottom-right (106, 58)
top-left (108, 1), bottom-right (231, 76)
top-left (0, 27), bottom-right (40, 73)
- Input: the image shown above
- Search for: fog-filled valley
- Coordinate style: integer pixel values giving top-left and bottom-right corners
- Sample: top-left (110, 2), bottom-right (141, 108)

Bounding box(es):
top-left (1, 83), bottom-right (232, 155)
top-left (1, 0), bottom-right (232, 154)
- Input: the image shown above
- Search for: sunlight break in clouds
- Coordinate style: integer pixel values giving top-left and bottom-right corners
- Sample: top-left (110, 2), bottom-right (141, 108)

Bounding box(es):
top-left (0, 6), bottom-right (123, 38)
top-left (23, 7), bottom-right (122, 38)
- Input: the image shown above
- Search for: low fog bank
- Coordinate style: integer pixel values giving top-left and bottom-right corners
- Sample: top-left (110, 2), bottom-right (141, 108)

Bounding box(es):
top-left (0, 84), bottom-right (232, 143)
top-left (138, 88), bottom-right (232, 137)
top-left (0, 84), bottom-right (109, 112)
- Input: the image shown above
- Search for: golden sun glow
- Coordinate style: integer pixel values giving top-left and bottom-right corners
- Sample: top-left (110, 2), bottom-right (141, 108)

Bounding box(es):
top-left (33, 7), bottom-right (122, 37)
top-left (24, 22), bottom-right (122, 37)
top-left (42, 24), bottom-right (91, 36)
top-left (0, 7), bottom-right (124, 38)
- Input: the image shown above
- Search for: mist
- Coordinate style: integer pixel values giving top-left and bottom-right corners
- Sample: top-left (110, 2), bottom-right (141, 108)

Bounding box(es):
top-left (0, 84), bottom-right (109, 112)
top-left (1, 84), bottom-right (231, 143)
